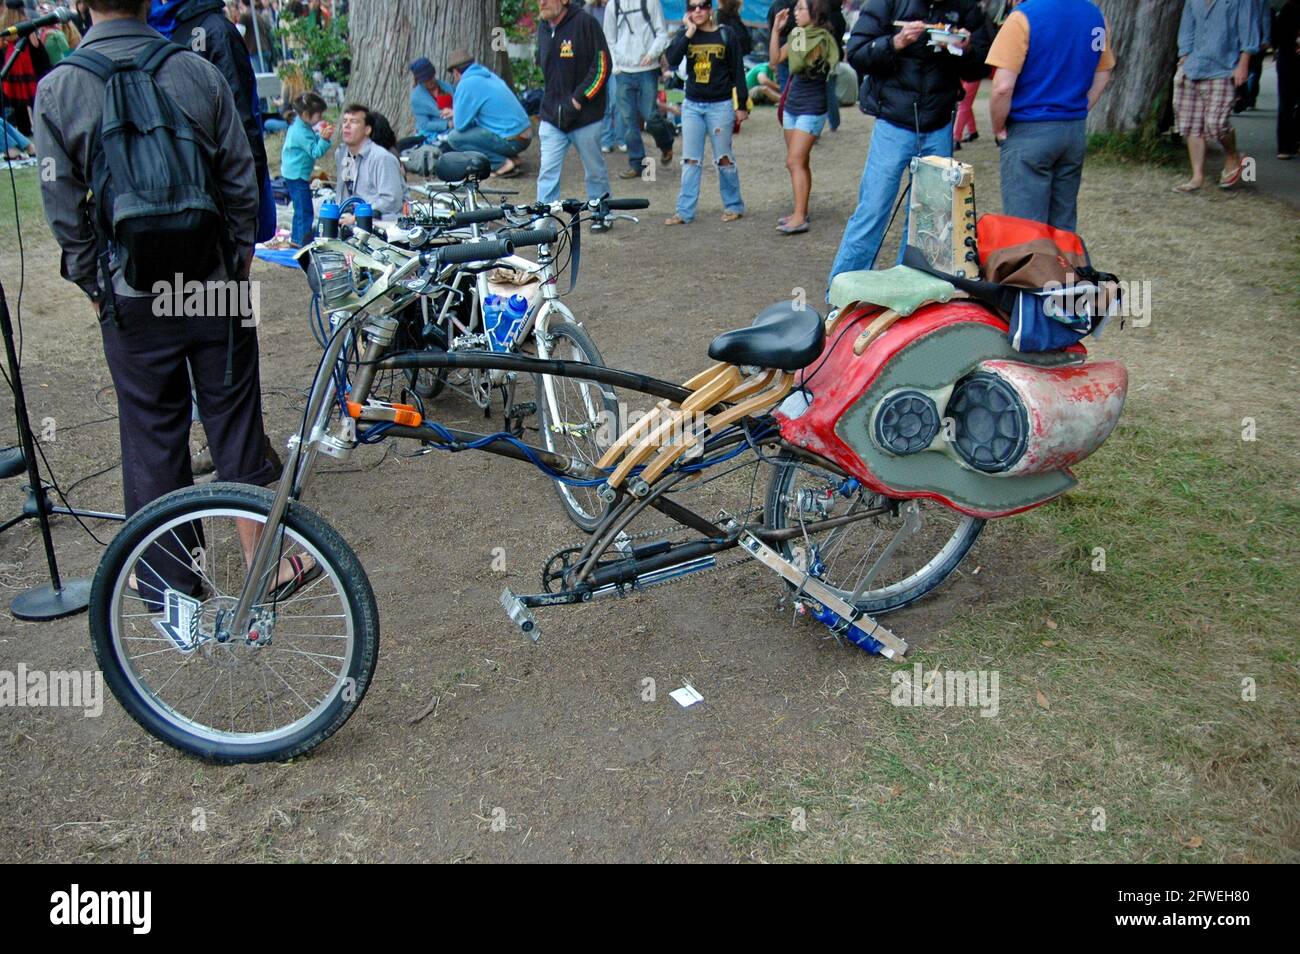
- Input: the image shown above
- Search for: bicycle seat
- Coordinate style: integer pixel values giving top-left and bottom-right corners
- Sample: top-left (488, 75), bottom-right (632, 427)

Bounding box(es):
top-left (435, 151), bottom-right (492, 183)
top-left (708, 301), bottom-right (825, 372)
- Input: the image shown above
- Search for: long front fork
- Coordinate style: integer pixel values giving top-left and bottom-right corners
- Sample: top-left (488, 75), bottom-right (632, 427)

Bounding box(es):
top-left (222, 314), bottom-right (364, 640)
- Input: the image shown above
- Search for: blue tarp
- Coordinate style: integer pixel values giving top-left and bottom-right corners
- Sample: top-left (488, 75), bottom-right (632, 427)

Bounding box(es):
top-left (660, 1), bottom-right (773, 23)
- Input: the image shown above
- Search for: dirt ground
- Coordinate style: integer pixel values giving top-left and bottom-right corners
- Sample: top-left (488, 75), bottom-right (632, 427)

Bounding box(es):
top-left (1, 100), bottom-right (1297, 862)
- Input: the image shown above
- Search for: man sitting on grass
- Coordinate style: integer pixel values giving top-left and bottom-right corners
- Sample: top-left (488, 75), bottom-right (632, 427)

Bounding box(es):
top-left (439, 48), bottom-right (534, 178)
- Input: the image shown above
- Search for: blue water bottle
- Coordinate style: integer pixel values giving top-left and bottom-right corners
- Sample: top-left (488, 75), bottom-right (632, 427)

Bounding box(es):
top-left (318, 201), bottom-right (340, 238)
top-left (497, 294), bottom-right (530, 350)
top-left (482, 294), bottom-right (505, 352)
top-left (354, 201), bottom-right (373, 233)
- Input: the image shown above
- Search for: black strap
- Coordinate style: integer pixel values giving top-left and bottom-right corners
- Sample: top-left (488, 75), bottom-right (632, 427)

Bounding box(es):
top-left (58, 47), bottom-right (118, 82)
top-left (135, 37), bottom-right (184, 75)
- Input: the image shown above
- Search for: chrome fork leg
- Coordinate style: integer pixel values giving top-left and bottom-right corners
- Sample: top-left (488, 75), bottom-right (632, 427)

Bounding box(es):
top-left (223, 323), bottom-right (354, 639)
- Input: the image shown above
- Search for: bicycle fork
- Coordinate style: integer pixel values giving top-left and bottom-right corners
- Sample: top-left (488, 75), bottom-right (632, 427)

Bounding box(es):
top-left (219, 311), bottom-right (385, 641)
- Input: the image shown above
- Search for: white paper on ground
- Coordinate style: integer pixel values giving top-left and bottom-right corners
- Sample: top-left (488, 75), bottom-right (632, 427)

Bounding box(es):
top-left (670, 684), bottom-right (704, 707)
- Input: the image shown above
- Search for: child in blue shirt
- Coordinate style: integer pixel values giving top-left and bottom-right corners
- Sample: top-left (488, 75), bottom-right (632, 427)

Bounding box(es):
top-left (280, 93), bottom-right (335, 246)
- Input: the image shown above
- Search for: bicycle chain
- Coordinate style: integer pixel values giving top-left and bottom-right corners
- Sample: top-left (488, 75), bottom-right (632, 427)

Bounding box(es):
top-left (541, 506), bottom-right (765, 593)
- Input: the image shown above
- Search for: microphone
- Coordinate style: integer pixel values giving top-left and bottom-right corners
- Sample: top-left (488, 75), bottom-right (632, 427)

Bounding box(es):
top-left (1, 7), bottom-right (73, 40)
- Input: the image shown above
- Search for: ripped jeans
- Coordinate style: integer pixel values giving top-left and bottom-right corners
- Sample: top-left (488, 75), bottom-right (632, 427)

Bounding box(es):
top-left (675, 98), bottom-right (744, 222)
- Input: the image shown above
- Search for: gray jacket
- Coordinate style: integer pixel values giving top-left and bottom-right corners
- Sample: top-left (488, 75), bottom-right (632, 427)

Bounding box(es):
top-left (335, 138), bottom-right (407, 220)
top-left (33, 17), bottom-right (258, 300)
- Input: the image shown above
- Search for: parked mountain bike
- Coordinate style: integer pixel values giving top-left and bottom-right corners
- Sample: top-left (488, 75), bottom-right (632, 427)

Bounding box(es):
top-left (373, 151), bottom-right (642, 530)
top-left (88, 174), bottom-right (1128, 764)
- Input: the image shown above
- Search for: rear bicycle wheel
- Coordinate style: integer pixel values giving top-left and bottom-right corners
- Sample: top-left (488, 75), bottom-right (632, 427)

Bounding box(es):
top-left (763, 454), bottom-right (983, 615)
top-left (533, 321), bottom-right (619, 532)
top-left (89, 483), bottom-right (379, 763)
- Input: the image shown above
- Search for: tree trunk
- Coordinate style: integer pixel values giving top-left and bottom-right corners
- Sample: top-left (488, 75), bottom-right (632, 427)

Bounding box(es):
top-left (346, 0), bottom-right (509, 137)
top-left (1087, 0), bottom-right (1184, 134)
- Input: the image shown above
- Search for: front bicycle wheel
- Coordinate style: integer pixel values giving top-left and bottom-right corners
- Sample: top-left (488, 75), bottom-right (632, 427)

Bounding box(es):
top-left (89, 483), bottom-right (379, 763)
top-left (763, 453), bottom-right (984, 615)
top-left (533, 321), bottom-right (619, 533)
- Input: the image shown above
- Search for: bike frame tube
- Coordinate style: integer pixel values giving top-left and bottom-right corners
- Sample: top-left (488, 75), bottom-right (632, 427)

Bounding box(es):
top-left (378, 349), bottom-right (693, 405)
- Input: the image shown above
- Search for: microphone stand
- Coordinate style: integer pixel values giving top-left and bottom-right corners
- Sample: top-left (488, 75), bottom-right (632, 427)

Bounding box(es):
top-left (1, 32), bottom-right (120, 620)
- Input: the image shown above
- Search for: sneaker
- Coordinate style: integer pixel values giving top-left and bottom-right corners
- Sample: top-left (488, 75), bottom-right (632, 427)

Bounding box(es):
top-left (601, 145), bottom-right (614, 154)
top-left (591, 218), bottom-right (611, 234)
top-left (617, 144), bottom-right (628, 153)
top-left (618, 168), bottom-right (641, 179)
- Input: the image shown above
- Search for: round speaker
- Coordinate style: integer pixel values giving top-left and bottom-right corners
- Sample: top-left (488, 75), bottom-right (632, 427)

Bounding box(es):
top-left (948, 372), bottom-right (1029, 473)
top-left (874, 390), bottom-right (941, 455)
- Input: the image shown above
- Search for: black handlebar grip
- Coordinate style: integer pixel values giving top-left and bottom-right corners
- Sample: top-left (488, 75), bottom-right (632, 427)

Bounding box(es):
top-left (451, 207), bottom-right (507, 226)
top-left (503, 224), bottom-right (560, 248)
top-left (606, 198), bottom-right (650, 210)
top-left (436, 238), bottom-right (514, 265)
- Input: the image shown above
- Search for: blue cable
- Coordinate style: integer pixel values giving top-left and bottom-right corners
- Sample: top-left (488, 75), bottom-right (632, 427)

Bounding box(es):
top-left (352, 410), bottom-right (779, 489)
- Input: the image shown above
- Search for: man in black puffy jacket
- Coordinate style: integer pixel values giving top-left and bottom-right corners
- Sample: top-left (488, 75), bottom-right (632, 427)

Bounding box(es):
top-left (827, 0), bottom-right (990, 287)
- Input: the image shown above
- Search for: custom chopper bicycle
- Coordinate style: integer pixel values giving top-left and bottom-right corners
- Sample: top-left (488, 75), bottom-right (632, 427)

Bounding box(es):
top-left (87, 157), bottom-right (1128, 763)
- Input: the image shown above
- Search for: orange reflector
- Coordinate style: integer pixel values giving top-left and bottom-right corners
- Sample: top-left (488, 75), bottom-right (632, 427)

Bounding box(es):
top-left (345, 400), bottom-right (422, 427)
top-left (391, 405), bottom-right (422, 427)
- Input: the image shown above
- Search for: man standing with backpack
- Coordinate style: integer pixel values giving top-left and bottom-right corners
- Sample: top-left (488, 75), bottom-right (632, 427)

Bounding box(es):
top-left (33, 2), bottom-right (285, 573)
top-left (602, 0), bottom-right (671, 178)
top-left (147, 0), bottom-right (277, 246)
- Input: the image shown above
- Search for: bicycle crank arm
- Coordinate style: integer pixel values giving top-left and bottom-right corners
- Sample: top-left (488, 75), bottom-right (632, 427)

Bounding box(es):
top-left (735, 530), bottom-right (909, 659)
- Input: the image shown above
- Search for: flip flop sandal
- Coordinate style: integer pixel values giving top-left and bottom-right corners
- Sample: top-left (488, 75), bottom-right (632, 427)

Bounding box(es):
top-left (1172, 182), bottom-right (1201, 194)
top-left (267, 554), bottom-right (322, 603)
top-left (491, 163), bottom-right (522, 179)
top-left (720, 211), bottom-right (743, 223)
top-left (1219, 157), bottom-right (1248, 187)
top-left (664, 214), bottom-right (688, 226)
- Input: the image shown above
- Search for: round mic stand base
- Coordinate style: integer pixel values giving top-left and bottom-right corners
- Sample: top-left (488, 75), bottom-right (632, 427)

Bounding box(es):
top-left (11, 578), bottom-right (92, 621)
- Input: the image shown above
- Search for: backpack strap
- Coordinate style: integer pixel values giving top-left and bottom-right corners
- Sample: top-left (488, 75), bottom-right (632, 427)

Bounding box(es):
top-left (134, 37), bottom-right (185, 75)
top-left (57, 48), bottom-right (119, 83)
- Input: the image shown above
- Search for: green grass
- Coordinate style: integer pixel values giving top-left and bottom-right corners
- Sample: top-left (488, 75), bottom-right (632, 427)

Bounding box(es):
top-left (1087, 129), bottom-right (1187, 168)
top-left (0, 161), bottom-right (46, 242)
top-left (729, 409), bottom-right (1299, 862)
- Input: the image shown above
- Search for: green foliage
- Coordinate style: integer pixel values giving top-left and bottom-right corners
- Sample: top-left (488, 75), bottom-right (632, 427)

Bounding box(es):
top-left (501, 0), bottom-right (540, 41)
top-left (276, 12), bottom-right (351, 87)
top-left (510, 56), bottom-right (544, 92)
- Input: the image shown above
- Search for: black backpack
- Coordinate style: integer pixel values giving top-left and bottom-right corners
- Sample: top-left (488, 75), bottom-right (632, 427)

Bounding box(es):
top-left (60, 38), bottom-right (228, 298)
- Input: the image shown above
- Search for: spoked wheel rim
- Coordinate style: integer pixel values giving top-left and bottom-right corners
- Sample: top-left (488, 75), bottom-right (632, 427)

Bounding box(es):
top-left (767, 458), bottom-right (983, 611)
top-left (108, 507), bottom-right (356, 747)
top-left (536, 325), bottom-right (616, 529)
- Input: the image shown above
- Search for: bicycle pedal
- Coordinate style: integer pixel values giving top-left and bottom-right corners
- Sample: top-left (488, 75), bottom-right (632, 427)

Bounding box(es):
top-left (509, 401), bottom-right (537, 419)
top-left (500, 588), bottom-right (540, 642)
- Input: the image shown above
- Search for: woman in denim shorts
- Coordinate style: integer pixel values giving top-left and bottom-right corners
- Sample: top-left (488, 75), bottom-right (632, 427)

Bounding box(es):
top-left (769, 0), bottom-right (839, 234)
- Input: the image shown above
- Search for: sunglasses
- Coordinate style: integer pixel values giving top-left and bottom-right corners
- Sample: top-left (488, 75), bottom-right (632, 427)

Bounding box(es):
top-left (687, 2), bottom-right (711, 10)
